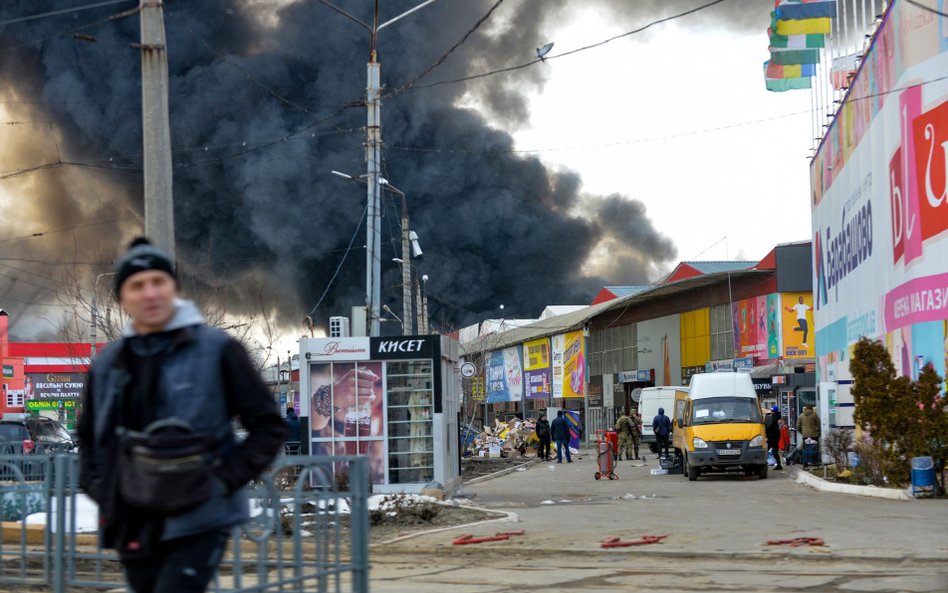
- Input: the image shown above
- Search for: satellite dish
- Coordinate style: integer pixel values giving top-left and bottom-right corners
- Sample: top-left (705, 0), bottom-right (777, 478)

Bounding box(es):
top-left (630, 388), bottom-right (643, 403)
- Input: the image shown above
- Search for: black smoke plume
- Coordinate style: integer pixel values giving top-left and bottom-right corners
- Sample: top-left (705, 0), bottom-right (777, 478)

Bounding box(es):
top-left (0, 0), bottom-right (767, 337)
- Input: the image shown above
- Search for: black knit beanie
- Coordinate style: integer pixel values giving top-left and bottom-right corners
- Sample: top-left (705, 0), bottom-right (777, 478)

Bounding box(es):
top-left (114, 237), bottom-right (176, 294)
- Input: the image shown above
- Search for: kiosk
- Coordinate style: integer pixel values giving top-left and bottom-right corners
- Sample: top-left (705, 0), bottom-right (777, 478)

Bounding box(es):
top-left (300, 335), bottom-right (461, 493)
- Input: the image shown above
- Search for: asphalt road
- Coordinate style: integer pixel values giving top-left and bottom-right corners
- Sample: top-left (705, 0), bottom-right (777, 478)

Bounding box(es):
top-left (367, 451), bottom-right (948, 592)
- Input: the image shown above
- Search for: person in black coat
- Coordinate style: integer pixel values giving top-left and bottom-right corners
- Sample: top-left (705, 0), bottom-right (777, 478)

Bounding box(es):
top-left (284, 407), bottom-right (302, 452)
top-left (535, 414), bottom-right (551, 461)
top-left (765, 405), bottom-right (783, 470)
top-left (550, 410), bottom-right (572, 463)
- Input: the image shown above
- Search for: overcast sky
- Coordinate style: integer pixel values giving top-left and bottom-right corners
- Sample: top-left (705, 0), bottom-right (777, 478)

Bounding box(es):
top-left (507, 4), bottom-right (814, 267)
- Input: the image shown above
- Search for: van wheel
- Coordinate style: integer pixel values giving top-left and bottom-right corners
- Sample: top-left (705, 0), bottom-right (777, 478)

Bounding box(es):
top-left (686, 454), bottom-right (698, 481)
top-left (757, 464), bottom-right (768, 480)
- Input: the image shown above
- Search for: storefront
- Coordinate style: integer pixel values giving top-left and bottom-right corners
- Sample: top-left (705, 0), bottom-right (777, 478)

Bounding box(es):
top-left (300, 336), bottom-right (460, 494)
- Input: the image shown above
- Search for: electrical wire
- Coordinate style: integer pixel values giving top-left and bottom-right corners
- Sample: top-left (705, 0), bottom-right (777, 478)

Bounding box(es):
top-left (387, 0), bottom-right (505, 97)
top-left (391, 0), bottom-right (728, 93)
top-left (903, 0), bottom-right (948, 17)
top-left (306, 203), bottom-right (368, 317)
top-left (0, 0), bottom-right (135, 27)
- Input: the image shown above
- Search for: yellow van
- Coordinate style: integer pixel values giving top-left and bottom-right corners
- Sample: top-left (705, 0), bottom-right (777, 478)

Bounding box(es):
top-left (674, 372), bottom-right (768, 481)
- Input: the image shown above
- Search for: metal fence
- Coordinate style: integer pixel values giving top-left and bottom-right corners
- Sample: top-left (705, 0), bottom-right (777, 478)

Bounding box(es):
top-left (586, 407), bottom-right (621, 441)
top-left (0, 453), bottom-right (370, 593)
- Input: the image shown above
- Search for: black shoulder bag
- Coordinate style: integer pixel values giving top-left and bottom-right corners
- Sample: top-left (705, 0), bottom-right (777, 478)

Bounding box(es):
top-left (115, 340), bottom-right (220, 513)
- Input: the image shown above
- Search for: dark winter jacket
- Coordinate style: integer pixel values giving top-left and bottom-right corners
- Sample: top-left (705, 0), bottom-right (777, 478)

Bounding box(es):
top-left (285, 409), bottom-right (302, 443)
top-left (652, 409), bottom-right (672, 437)
top-left (765, 410), bottom-right (782, 442)
top-left (550, 415), bottom-right (570, 441)
top-left (535, 418), bottom-right (551, 440)
top-left (78, 300), bottom-right (286, 552)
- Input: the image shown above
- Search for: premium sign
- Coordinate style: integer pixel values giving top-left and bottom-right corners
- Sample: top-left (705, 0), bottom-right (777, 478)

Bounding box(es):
top-left (303, 338), bottom-right (370, 361)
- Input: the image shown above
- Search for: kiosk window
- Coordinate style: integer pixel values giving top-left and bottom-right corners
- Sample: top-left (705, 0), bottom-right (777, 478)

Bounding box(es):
top-left (386, 360), bottom-right (434, 484)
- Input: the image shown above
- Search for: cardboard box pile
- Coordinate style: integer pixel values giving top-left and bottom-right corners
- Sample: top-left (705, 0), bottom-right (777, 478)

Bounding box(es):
top-left (467, 419), bottom-right (539, 458)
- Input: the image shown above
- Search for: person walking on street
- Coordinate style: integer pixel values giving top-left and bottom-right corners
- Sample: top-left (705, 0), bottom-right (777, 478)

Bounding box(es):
top-left (284, 407), bottom-right (301, 454)
top-left (652, 407), bottom-right (672, 459)
top-left (535, 414), bottom-right (552, 461)
top-left (796, 405), bottom-right (821, 468)
top-left (550, 410), bottom-right (572, 463)
top-left (614, 411), bottom-right (635, 461)
top-left (765, 405), bottom-right (783, 470)
top-left (78, 238), bottom-right (286, 593)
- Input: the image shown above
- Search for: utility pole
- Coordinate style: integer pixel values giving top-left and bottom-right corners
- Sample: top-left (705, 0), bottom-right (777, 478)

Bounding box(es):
top-left (139, 0), bottom-right (175, 261)
top-left (318, 0), bottom-right (441, 337)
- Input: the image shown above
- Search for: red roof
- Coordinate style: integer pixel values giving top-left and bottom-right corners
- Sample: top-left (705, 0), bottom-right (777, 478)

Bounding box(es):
top-left (8, 342), bottom-right (100, 357)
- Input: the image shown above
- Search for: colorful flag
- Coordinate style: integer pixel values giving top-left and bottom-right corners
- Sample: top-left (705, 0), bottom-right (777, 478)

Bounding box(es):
top-left (769, 29), bottom-right (825, 49)
top-left (769, 48), bottom-right (821, 65)
top-left (775, 17), bottom-right (832, 35)
top-left (765, 77), bottom-right (812, 92)
top-left (776, 0), bottom-right (837, 20)
top-left (766, 61), bottom-right (816, 79)
top-left (763, 61), bottom-right (812, 92)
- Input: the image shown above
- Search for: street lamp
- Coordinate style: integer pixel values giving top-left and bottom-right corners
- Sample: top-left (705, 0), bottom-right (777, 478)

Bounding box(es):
top-left (90, 272), bottom-right (116, 358)
top-left (319, 0), bottom-right (442, 340)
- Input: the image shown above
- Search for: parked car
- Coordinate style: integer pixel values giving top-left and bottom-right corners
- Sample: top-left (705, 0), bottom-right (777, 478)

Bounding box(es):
top-left (0, 415), bottom-right (76, 481)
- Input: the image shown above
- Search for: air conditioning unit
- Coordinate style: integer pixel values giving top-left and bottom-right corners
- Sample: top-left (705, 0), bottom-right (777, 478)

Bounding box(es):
top-left (329, 316), bottom-right (350, 338)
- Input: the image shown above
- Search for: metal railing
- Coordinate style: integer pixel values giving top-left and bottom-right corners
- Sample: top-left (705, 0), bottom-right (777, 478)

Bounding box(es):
top-left (0, 453), bottom-right (370, 593)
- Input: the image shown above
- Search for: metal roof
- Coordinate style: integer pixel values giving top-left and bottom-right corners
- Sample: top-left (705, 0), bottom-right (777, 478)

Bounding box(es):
top-left (685, 261), bottom-right (757, 274)
top-left (461, 268), bottom-right (771, 355)
top-left (602, 285), bottom-right (652, 298)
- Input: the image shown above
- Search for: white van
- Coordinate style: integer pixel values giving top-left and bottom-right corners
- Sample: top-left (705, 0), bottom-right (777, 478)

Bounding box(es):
top-left (639, 386), bottom-right (688, 452)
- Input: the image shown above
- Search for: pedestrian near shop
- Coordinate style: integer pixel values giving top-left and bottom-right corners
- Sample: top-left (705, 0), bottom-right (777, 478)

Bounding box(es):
top-left (778, 417), bottom-right (791, 453)
top-left (550, 410), bottom-right (572, 463)
top-left (78, 237), bottom-right (286, 593)
top-left (614, 412), bottom-right (635, 461)
top-left (765, 405), bottom-right (783, 470)
top-left (652, 407), bottom-right (672, 459)
top-left (284, 407), bottom-right (301, 454)
top-left (797, 405), bottom-right (821, 467)
top-left (535, 414), bottom-right (552, 461)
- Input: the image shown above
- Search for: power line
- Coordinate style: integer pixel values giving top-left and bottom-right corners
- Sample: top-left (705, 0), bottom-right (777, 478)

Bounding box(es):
top-left (391, 109), bottom-right (811, 155)
top-left (306, 203), bottom-right (368, 317)
top-left (387, 0), bottom-right (505, 96)
top-left (903, 0), bottom-right (948, 17)
top-left (0, 0), bottom-right (135, 27)
top-left (0, 216), bottom-right (138, 244)
top-left (390, 0), bottom-right (728, 94)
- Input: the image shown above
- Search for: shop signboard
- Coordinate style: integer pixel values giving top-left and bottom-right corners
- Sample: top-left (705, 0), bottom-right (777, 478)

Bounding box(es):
top-left (732, 295), bottom-right (773, 359)
top-left (637, 314), bottom-right (681, 386)
top-left (681, 365), bottom-right (704, 384)
top-left (25, 373), bottom-right (84, 400)
top-left (2, 365), bottom-right (13, 379)
top-left (26, 399), bottom-right (77, 411)
top-left (551, 331), bottom-right (585, 398)
top-left (485, 346), bottom-right (523, 403)
top-left (303, 337), bottom-right (370, 362)
top-left (811, 0), bottom-right (948, 386)
top-left (522, 338), bottom-right (552, 399)
top-left (470, 376), bottom-right (485, 402)
top-left (587, 376), bottom-right (603, 407)
top-left (705, 358), bottom-right (753, 373)
top-left (780, 292), bottom-right (813, 358)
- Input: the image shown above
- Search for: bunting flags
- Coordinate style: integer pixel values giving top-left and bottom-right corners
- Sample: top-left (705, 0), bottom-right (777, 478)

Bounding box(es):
top-left (764, 61), bottom-right (813, 92)
top-left (763, 2), bottom-right (838, 93)
top-left (769, 30), bottom-right (825, 50)
top-left (766, 61), bottom-right (817, 79)
top-left (776, 16), bottom-right (832, 35)
top-left (775, 0), bottom-right (838, 20)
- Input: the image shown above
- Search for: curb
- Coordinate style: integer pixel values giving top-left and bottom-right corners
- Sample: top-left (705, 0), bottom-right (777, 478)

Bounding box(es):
top-left (374, 505), bottom-right (519, 546)
top-left (792, 467), bottom-right (914, 501)
top-left (463, 457), bottom-right (541, 485)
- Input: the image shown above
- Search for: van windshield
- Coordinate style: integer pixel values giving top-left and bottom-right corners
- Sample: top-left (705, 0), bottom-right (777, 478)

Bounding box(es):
top-left (690, 397), bottom-right (761, 425)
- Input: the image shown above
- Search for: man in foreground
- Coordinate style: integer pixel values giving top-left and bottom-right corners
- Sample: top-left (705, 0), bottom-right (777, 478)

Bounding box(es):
top-left (78, 237), bottom-right (286, 593)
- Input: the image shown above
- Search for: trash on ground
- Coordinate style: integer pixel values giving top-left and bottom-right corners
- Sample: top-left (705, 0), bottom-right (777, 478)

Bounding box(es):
top-left (766, 536), bottom-right (825, 547)
top-left (601, 534), bottom-right (668, 548)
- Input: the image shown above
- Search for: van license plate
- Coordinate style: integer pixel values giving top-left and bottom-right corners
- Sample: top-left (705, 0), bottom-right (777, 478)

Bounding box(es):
top-left (716, 449), bottom-right (741, 455)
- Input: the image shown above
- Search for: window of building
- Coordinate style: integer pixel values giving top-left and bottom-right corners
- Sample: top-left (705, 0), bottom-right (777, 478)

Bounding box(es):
top-left (386, 360), bottom-right (434, 484)
top-left (709, 304), bottom-right (734, 360)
